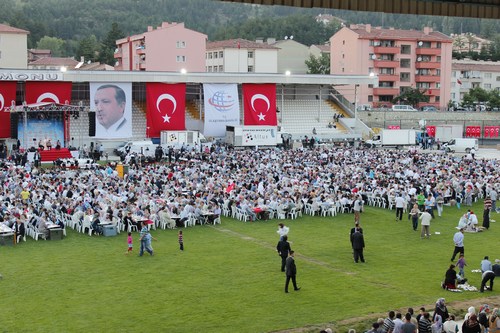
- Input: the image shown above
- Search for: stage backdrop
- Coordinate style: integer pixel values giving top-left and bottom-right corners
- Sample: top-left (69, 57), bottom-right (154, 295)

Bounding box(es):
top-left (90, 82), bottom-right (132, 139)
top-left (18, 117), bottom-right (64, 149)
top-left (242, 83), bottom-right (277, 126)
top-left (203, 83), bottom-right (240, 137)
top-left (0, 81), bottom-right (16, 138)
top-left (146, 83), bottom-right (186, 137)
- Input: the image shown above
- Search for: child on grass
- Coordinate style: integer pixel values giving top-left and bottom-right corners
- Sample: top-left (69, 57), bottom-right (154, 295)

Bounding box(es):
top-left (126, 232), bottom-right (133, 254)
top-left (456, 253), bottom-right (467, 278)
top-left (178, 230), bottom-right (184, 251)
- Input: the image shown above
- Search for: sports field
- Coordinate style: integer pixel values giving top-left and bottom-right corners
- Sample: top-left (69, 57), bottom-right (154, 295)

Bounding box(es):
top-left (2, 201), bottom-right (498, 333)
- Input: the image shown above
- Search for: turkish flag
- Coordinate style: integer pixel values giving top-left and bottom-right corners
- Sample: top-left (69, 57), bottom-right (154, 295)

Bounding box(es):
top-left (146, 83), bottom-right (186, 137)
top-left (25, 82), bottom-right (72, 104)
top-left (243, 84), bottom-right (277, 126)
top-left (0, 81), bottom-right (16, 138)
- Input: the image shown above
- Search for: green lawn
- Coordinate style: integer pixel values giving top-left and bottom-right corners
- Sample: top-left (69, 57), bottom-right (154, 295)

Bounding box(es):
top-left (1, 202), bottom-right (498, 333)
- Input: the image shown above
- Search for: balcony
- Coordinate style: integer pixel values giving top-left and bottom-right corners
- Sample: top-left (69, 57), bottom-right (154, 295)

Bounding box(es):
top-left (416, 47), bottom-right (442, 56)
top-left (114, 50), bottom-right (122, 59)
top-left (374, 46), bottom-right (400, 54)
top-left (373, 59), bottom-right (398, 68)
top-left (415, 75), bottom-right (441, 83)
top-left (424, 88), bottom-right (439, 96)
top-left (373, 87), bottom-right (399, 95)
top-left (415, 61), bottom-right (441, 69)
top-left (136, 47), bottom-right (146, 55)
top-left (378, 74), bottom-right (399, 81)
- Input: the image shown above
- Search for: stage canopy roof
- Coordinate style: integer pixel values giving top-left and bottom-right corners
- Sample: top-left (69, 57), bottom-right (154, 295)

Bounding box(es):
top-left (217, 0), bottom-right (500, 19)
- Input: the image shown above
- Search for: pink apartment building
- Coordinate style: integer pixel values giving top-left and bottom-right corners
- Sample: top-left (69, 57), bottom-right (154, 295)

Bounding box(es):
top-left (114, 22), bottom-right (207, 72)
top-left (330, 24), bottom-right (452, 109)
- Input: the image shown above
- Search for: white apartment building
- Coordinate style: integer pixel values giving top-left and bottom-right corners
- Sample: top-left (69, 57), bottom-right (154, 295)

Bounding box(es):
top-left (0, 23), bottom-right (29, 69)
top-left (451, 59), bottom-right (500, 104)
top-left (206, 38), bottom-right (278, 73)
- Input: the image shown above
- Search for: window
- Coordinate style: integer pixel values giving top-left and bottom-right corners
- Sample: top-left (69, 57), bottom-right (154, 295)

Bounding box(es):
top-left (219, 65), bottom-right (223, 72)
top-left (219, 51), bottom-right (223, 58)
top-left (176, 55), bottom-right (186, 62)
top-left (213, 66), bottom-right (218, 72)
top-left (342, 68), bottom-right (344, 73)
top-left (208, 53), bottom-right (213, 59)
top-left (176, 41), bottom-right (186, 48)
top-left (418, 41), bottom-right (431, 48)
top-left (436, 56), bottom-right (441, 63)
top-left (248, 51), bottom-right (253, 58)
top-left (400, 72), bottom-right (410, 82)
top-left (380, 54), bottom-right (394, 61)
top-left (379, 82), bottom-right (394, 88)
top-left (436, 69), bottom-right (441, 76)
top-left (208, 66), bottom-right (212, 72)
top-left (368, 84), bottom-right (373, 88)
top-left (451, 82), bottom-right (456, 88)
top-left (368, 95), bottom-right (373, 102)
top-left (343, 40), bottom-right (345, 45)
top-left (342, 54), bottom-right (345, 59)
top-left (436, 42), bottom-right (441, 49)
top-left (421, 55), bottom-right (431, 62)
top-left (379, 68), bottom-right (394, 75)
top-left (435, 96), bottom-right (440, 102)
top-left (452, 71), bottom-right (457, 78)
top-left (451, 93), bottom-right (456, 99)
top-left (484, 73), bottom-right (492, 79)
top-left (214, 52), bottom-right (218, 59)
top-left (368, 53), bottom-right (374, 60)
top-left (368, 67), bottom-right (373, 74)
top-left (379, 95), bottom-right (393, 102)
top-left (369, 40), bottom-right (374, 46)
top-left (484, 83), bottom-right (492, 89)
top-left (400, 59), bottom-right (411, 68)
top-left (497, 76), bottom-right (500, 81)
top-left (401, 45), bottom-right (411, 54)
top-left (435, 83), bottom-right (441, 88)
top-left (247, 65), bottom-right (254, 72)
top-left (417, 82), bottom-right (430, 88)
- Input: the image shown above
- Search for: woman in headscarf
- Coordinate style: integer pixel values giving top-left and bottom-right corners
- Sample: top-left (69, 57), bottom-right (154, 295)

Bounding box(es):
top-left (443, 265), bottom-right (458, 290)
top-left (431, 313), bottom-right (443, 333)
top-left (462, 314), bottom-right (481, 333)
top-left (489, 308), bottom-right (500, 333)
top-left (434, 298), bottom-right (450, 322)
top-left (465, 306), bottom-right (477, 321)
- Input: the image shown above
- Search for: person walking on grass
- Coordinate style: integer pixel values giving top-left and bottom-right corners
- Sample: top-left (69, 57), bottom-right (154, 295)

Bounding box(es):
top-left (285, 250), bottom-right (300, 293)
top-left (277, 235), bottom-right (292, 272)
top-left (139, 221), bottom-right (154, 256)
top-left (178, 230), bottom-right (184, 251)
top-left (420, 210), bottom-right (432, 239)
top-left (450, 228), bottom-right (464, 262)
top-left (125, 232), bottom-right (133, 255)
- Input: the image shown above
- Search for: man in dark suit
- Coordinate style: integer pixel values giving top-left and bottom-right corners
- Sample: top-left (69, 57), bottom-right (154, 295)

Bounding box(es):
top-left (352, 229), bottom-right (365, 263)
top-left (285, 250), bottom-right (300, 293)
top-left (14, 220), bottom-right (26, 243)
top-left (276, 235), bottom-right (291, 272)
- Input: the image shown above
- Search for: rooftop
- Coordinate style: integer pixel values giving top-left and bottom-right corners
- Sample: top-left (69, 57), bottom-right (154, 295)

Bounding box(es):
top-left (348, 24), bottom-right (452, 42)
top-left (0, 23), bottom-right (29, 34)
top-left (207, 38), bottom-right (280, 50)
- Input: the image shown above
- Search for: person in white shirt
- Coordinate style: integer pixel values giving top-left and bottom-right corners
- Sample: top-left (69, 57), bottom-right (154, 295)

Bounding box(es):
top-left (395, 194), bottom-right (406, 221)
top-left (420, 211), bottom-right (432, 239)
top-left (277, 223), bottom-right (289, 240)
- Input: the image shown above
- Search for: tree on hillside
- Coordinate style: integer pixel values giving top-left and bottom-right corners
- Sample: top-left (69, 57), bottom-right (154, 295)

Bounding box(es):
top-left (36, 36), bottom-right (65, 57)
top-left (305, 53), bottom-right (330, 74)
top-left (392, 88), bottom-right (429, 107)
top-left (76, 35), bottom-right (99, 62)
top-left (98, 22), bottom-right (125, 66)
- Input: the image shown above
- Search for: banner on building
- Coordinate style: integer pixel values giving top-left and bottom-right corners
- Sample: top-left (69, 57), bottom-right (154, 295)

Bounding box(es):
top-left (146, 83), bottom-right (186, 137)
top-left (25, 81), bottom-right (72, 104)
top-left (426, 126), bottom-right (436, 137)
top-left (203, 83), bottom-right (240, 137)
top-left (242, 83), bottom-right (277, 126)
top-left (387, 125), bottom-right (400, 130)
top-left (465, 126), bottom-right (481, 138)
top-left (484, 126), bottom-right (500, 138)
top-left (90, 82), bottom-right (132, 139)
top-left (0, 81), bottom-right (16, 138)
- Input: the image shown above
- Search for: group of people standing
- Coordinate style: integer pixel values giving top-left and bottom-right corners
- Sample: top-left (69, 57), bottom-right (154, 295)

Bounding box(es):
top-left (275, 224), bottom-right (300, 293)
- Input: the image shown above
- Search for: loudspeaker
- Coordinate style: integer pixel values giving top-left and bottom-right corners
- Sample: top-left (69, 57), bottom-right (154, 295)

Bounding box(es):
top-left (10, 113), bottom-right (18, 139)
top-left (88, 111), bottom-right (96, 137)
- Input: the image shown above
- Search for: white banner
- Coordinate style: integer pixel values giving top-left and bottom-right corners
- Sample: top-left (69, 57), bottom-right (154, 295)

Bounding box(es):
top-left (203, 84), bottom-right (240, 137)
top-left (90, 82), bottom-right (132, 139)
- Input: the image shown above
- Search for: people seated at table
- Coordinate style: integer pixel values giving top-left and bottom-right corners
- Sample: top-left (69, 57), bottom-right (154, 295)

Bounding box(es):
top-left (91, 212), bottom-right (103, 235)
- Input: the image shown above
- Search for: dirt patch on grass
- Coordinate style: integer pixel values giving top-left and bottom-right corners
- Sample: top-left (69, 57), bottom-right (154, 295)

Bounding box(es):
top-left (271, 295), bottom-right (500, 333)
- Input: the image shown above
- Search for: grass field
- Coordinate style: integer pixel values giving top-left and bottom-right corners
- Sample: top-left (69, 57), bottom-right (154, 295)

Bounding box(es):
top-left (1, 201), bottom-right (498, 333)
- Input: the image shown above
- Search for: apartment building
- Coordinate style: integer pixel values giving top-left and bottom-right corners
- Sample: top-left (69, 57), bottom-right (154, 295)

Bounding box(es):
top-left (451, 59), bottom-right (500, 104)
top-left (205, 38), bottom-right (278, 73)
top-left (330, 24), bottom-right (452, 109)
top-left (114, 22), bottom-right (207, 72)
top-left (0, 23), bottom-right (29, 69)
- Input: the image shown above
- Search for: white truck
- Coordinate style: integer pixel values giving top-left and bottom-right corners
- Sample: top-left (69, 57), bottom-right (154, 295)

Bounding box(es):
top-left (365, 129), bottom-right (417, 148)
top-left (225, 125), bottom-right (284, 147)
top-left (160, 130), bottom-right (207, 149)
top-left (443, 138), bottom-right (478, 153)
top-left (434, 125), bottom-right (463, 143)
top-left (115, 140), bottom-right (157, 158)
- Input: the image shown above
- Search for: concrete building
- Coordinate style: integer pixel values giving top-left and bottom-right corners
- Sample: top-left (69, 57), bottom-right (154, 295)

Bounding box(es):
top-left (309, 43), bottom-right (330, 58)
top-left (451, 59), bottom-right (500, 104)
top-left (114, 22), bottom-right (207, 72)
top-left (205, 38), bottom-right (278, 73)
top-left (0, 23), bottom-right (29, 69)
top-left (28, 49), bottom-right (52, 62)
top-left (28, 57), bottom-right (113, 71)
top-left (451, 33), bottom-right (490, 54)
top-left (330, 24), bottom-right (453, 109)
top-left (271, 38), bottom-right (310, 74)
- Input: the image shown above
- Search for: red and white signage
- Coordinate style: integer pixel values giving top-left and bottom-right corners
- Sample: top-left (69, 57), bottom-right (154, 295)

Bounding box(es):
top-left (146, 83), bottom-right (186, 137)
top-left (426, 126), bottom-right (436, 137)
top-left (387, 125), bottom-right (400, 130)
top-left (25, 81), bottom-right (72, 104)
top-left (243, 83), bottom-right (277, 126)
top-left (0, 81), bottom-right (16, 138)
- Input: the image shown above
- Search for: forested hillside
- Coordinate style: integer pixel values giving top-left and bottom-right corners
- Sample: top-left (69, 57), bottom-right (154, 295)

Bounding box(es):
top-left (1, 0), bottom-right (499, 63)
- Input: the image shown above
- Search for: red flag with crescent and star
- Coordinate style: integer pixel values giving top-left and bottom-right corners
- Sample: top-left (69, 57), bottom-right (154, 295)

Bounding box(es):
top-left (243, 83), bottom-right (277, 126)
top-left (146, 83), bottom-right (186, 137)
top-left (25, 82), bottom-right (72, 104)
top-left (0, 81), bottom-right (16, 138)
